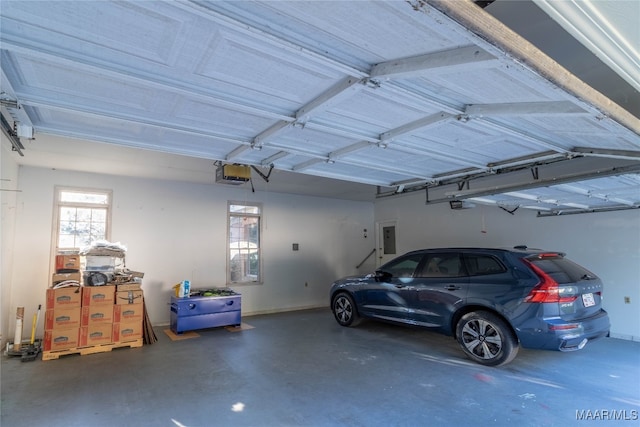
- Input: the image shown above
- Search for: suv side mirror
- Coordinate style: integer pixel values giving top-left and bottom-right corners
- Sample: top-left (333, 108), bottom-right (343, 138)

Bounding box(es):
top-left (374, 270), bottom-right (393, 283)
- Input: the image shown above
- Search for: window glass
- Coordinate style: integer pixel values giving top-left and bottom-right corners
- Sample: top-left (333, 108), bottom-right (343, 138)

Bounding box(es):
top-left (60, 191), bottom-right (109, 204)
top-left (378, 253), bottom-right (424, 278)
top-left (228, 202), bottom-right (261, 283)
top-left (55, 187), bottom-right (111, 252)
top-left (463, 254), bottom-right (507, 276)
top-left (530, 257), bottom-right (595, 283)
top-left (230, 204), bottom-right (260, 215)
top-left (417, 253), bottom-right (465, 278)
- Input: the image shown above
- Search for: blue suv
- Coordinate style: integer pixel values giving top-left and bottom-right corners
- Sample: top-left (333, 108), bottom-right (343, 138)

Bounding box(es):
top-left (330, 246), bottom-right (610, 366)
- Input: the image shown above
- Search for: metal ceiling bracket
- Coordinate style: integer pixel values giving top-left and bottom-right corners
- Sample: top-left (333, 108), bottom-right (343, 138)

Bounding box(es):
top-left (226, 145), bottom-right (250, 161)
top-left (329, 141), bottom-right (373, 160)
top-left (537, 205), bottom-right (640, 217)
top-left (295, 76), bottom-right (365, 123)
top-left (362, 78), bottom-right (381, 89)
top-left (0, 99), bottom-right (19, 109)
top-left (427, 156), bottom-right (640, 203)
top-left (0, 113), bottom-right (24, 156)
top-left (370, 45), bottom-right (497, 79)
top-left (465, 101), bottom-right (587, 117)
top-left (261, 151), bottom-right (289, 166)
top-left (380, 112), bottom-right (453, 143)
top-left (292, 158), bottom-right (323, 172)
top-left (253, 121), bottom-right (293, 147)
top-left (573, 147), bottom-right (640, 160)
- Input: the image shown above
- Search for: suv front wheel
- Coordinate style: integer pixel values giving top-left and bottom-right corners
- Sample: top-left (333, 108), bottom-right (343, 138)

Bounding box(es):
top-left (456, 311), bottom-right (518, 366)
top-left (332, 293), bottom-right (361, 327)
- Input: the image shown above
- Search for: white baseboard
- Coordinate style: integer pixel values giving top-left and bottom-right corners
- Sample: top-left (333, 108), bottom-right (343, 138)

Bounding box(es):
top-left (609, 333), bottom-right (640, 342)
top-left (152, 304), bottom-right (328, 327)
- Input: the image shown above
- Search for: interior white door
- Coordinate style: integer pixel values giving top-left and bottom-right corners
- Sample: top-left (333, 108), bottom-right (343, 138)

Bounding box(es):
top-left (376, 220), bottom-right (398, 267)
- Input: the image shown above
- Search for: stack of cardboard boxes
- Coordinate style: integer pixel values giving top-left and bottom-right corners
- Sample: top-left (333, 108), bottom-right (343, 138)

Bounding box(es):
top-left (52, 254), bottom-right (82, 285)
top-left (43, 254), bottom-right (144, 357)
top-left (44, 254), bottom-right (82, 351)
top-left (44, 286), bottom-right (82, 351)
top-left (113, 283), bottom-right (144, 342)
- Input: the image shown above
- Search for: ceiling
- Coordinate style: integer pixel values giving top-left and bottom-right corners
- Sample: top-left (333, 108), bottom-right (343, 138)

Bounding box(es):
top-left (1, 0), bottom-right (639, 214)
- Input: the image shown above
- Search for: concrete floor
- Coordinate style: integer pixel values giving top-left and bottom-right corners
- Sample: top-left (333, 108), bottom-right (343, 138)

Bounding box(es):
top-left (2, 308), bottom-right (639, 427)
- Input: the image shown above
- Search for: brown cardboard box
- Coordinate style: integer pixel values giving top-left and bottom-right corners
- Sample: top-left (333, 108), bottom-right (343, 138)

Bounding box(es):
top-left (44, 307), bottom-right (81, 330)
top-left (43, 328), bottom-right (80, 351)
top-left (81, 305), bottom-right (114, 326)
top-left (51, 272), bottom-right (82, 286)
top-left (115, 290), bottom-right (143, 305)
top-left (80, 324), bottom-right (114, 346)
top-left (46, 287), bottom-right (82, 309)
top-left (82, 285), bottom-right (115, 306)
top-left (116, 283), bottom-right (142, 291)
top-left (113, 303), bottom-right (144, 323)
top-left (113, 320), bottom-right (143, 342)
top-left (55, 254), bottom-right (80, 272)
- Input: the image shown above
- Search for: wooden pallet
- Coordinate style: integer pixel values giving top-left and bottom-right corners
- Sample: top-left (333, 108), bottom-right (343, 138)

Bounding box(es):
top-left (42, 338), bottom-right (143, 361)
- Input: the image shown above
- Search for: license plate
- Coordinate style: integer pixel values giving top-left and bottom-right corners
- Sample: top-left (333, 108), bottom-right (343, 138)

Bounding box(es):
top-left (582, 293), bottom-right (595, 307)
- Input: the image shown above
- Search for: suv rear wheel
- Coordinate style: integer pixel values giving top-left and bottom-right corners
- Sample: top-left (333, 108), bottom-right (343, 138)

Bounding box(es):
top-left (332, 293), bottom-right (361, 327)
top-left (456, 311), bottom-right (518, 366)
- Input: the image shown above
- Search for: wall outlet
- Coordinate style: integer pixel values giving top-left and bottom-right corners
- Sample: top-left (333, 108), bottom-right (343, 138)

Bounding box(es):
top-left (624, 296), bottom-right (631, 304)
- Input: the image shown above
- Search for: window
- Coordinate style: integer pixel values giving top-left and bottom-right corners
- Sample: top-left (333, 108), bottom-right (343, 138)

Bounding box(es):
top-left (528, 257), bottom-right (595, 284)
top-left (54, 187), bottom-right (111, 252)
top-left (228, 202), bottom-right (261, 283)
top-left (417, 253), bottom-right (465, 278)
top-left (379, 253), bottom-right (424, 278)
top-left (463, 254), bottom-right (507, 276)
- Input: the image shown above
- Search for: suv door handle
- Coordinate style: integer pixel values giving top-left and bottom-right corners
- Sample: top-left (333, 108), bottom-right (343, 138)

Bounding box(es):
top-left (444, 285), bottom-right (461, 291)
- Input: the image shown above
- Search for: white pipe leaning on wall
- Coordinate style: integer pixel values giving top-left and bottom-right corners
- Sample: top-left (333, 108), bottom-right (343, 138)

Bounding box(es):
top-left (13, 306), bottom-right (24, 351)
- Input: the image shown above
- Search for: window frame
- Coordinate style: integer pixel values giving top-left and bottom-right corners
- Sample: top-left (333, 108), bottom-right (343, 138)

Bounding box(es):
top-left (51, 186), bottom-right (112, 273)
top-left (227, 201), bottom-right (262, 285)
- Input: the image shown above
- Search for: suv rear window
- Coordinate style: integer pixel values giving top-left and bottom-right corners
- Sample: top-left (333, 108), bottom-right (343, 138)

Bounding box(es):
top-left (528, 256), bottom-right (596, 283)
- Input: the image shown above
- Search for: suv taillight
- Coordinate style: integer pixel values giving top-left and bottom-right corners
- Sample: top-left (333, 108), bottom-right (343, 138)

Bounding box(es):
top-left (522, 259), bottom-right (577, 303)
